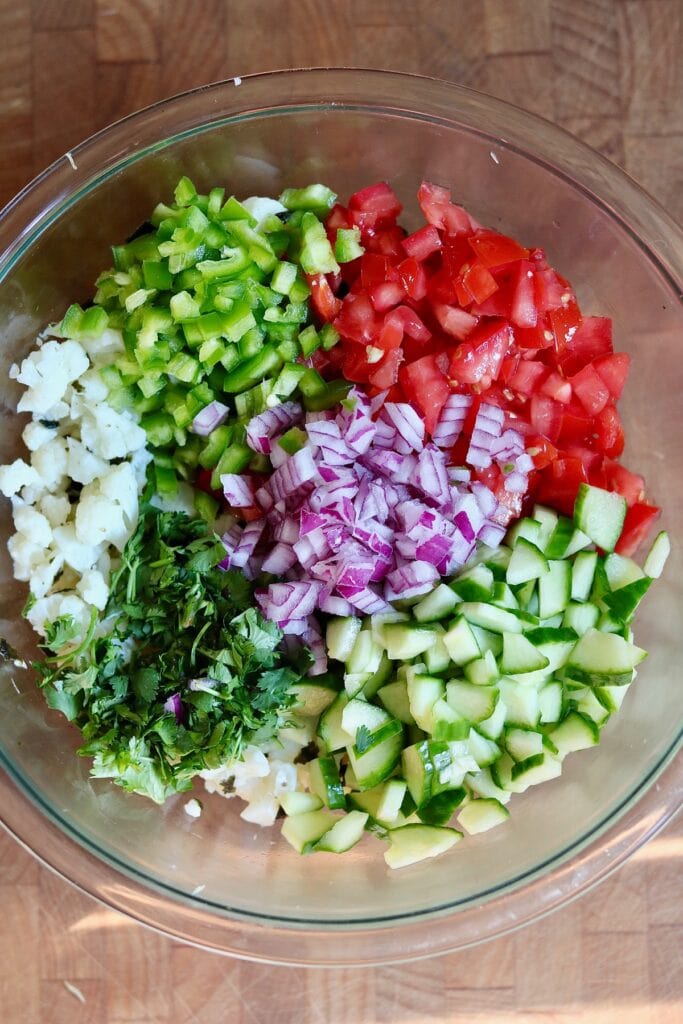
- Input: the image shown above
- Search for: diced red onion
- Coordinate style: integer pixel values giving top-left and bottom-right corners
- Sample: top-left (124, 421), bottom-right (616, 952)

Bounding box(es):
top-left (385, 560), bottom-right (439, 600)
top-left (382, 403), bottom-right (425, 452)
top-left (261, 542), bottom-right (297, 574)
top-left (163, 692), bottom-right (185, 724)
top-left (246, 402), bottom-right (302, 454)
top-left (504, 470), bottom-right (528, 493)
top-left (255, 581), bottom-right (322, 621)
top-left (221, 473), bottom-right (256, 508)
top-left (230, 519), bottom-right (266, 569)
top-left (432, 393), bottom-right (473, 448)
top-left (191, 401), bottom-right (230, 437)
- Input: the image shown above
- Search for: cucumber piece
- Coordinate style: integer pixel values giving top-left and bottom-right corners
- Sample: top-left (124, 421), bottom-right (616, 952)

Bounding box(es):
top-left (318, 692), bottom-right (350, 752)
top-left (576, 688), bottom-right (611, 727)
top-left (417, 788), bottom-right (466, 826)
top-left (279, 791), bottom-right (323, 815)
top-left (314, 810), bottom-right (369, 853)
top-left (450, 564), bottom-right (494, 601)
top-left (477, 697), bottom-right (508, 741)
top-left (281, 809), bottom-right (337, 853)
top-left (602, 577), bottom-right (652, 624)
top-left (430, 700), bottom-right (471, 742)
top-left (346, 629), bottom-right (384, 676)
top-left (506, 537), bottom-right (549, 586)
top-left (571, 550), bottom-right (598, 602)
top-left (384, 824), bottom-right (462, 869)
top-left (565, 628), bottom-right (647, 684)
top-left (308, 755), bottom-right (346, 810)
top-left (539, 682), bottom-right (563, 724)
top-left (443, 616), bottom-right (482, 665)
top-left (603, 552), bottom-right (644, 590)
top-left (514, 579), bottom-right (537, 611)
top-left (413, 583), bottom-right (460, 622)
top-left (407, 675), bottom-right (446, 732)
top-left (643, 531), bottom-right (670, 579)
top-left (506, 517), bottom-right (542, 548)
top-left (595, 682), bottom-right (631, 714)
top-left (563, 601), bottom-right (600, 636)
top-left (377, 680), bottom-right (415, 725)
top-left (574, 484), bottom-right (626, 552)
top-left (532, 504), bottom-right (560, 550)
top-left (463, 649), bottom-right (500, 686)
top-left (446, 680), bottom-right (498, 723)
top-left (431, 740), bottom-right (479, 790)
top-left (341, 698), bottom-right (389, 740)
top-left (458, 797), bottom-right (510, 835)
top-left (326, 616), bottom-right (362, 661)
top-left (458, 602), bottom-right (523, 635)
top-left (507, 753), bottom-right (562, 793)
top-left (498, 678), bottom-right (540, 728)
top-left (549, 711), bottom-right (599, 757)
top-left (423, 629), bottom-right (452, 674)
top-left (349, 780), bottom-right (407, 827)
top-left (505, 726), bottom-right (544, 762)
top-left (491, 581), bottom-right (519, 609)
top-left (465, 767), bottom-right (512, 805)
top-left (356, 652), bottom-right (393, 700)
top-left (499, 632), bottom-right (550, 674)
top-left (289, 680), bottom-right (339, 718)
top-left (469, 623), bottom-right (504, 658)
top-left (490, 751), bottom-right (515, 790)
top-left (401, 741), bottom-right (435, 808)
top-left (524, 627), bottom-right (578, 672)
top-left (381, 622), bottom-right (440, 660)
top-left (346, 723), bottom-right (403, 790)
top-left (467, 727), bottom-right (501, 767)
top-left (537, 559), bottom-right (571, 618)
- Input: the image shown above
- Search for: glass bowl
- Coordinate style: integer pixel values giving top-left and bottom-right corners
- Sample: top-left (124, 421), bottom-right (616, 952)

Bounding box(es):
top-left (1, 69), bottom-right (681, 966)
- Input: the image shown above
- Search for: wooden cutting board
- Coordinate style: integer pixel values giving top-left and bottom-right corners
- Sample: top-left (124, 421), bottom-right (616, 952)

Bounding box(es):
top-left (0, 2), bottom-right (681, 1021)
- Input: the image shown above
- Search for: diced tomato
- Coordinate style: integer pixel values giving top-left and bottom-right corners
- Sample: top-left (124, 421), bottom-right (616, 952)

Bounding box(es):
top-left (516, 318), bottom-right (554, 351)
top-left (235, 505), bottom-right (265, 523)
top-left (333, 291), bottom-right (379, 344)
top-left (349, 181), bottom-right (402, 229)
top-left (400, 353), bottom-right (451, 434)
top-left (536, 456), bottom-right (589, 517)
top-left (557, 401), bottom-right (594, 445)
top-left (570, 363), bottom-right (610, 415)
top-left (615, 502), bottom-right (661, 556)
top-left (308, 273), bottom-right (342, 322)
top-left (449, 322), bottom-right (513, 386)
top-left (593, 402), bottom-right (624, 458)
top-left (593, 352), bottom-right (630, 400)
top-left (326, 203), bottom-right (352, 231)
top-left (433, 303), bottom-right (478, 340)
top-left (360, 253), bottom-right (396, 290)
top-left (470, 267), bottom-right (516, 318)
top-left (376, 312), bottom-right (404, 351)
top-left (548, 301), bottom-right (582, 355)
top-left (563, 444), bottom-right (604, 480)
top-left (540, 370), bottom-right (572, 404)
top-left (510, 260), bottom-right (538, 328)
top-left (507, 359), bottom-right (548, 396)
top-left (526, 435), bottom-right (558, 470)
top-left (417, 181), bottom-right (474, 236)
top-left (196, 468), bottom-right (218, 497)
top-left (368, 348), bottom-right (404, 389)
top-left (455, 260), bottom-right (498, 306)
top-left (402, 224), bottom-right (442, 261)
top-left (602, 459), bottom-right (645, 507)
top-left (534, 267), bottom-right (566, 312)
top-left (391, 305), bottom-right (431, 343)
top-left (340, 342), bottom-right (372, 383)
top-left (530, 394), bottom-right (562, 443)
top-left (365, 225), bottom-right (406, 258)
top-left (397, 257), bottom-right (427, 301)
top-left (468, 230), bottom-right (529, 269)
top-left (558, 316), bottom-right (613, 375)
top-left (370, 280), bottom-right (405, 312)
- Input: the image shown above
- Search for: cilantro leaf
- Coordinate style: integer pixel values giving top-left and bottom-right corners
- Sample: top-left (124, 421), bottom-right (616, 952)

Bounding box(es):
top-left (354, 724), bottom-right (374, 754)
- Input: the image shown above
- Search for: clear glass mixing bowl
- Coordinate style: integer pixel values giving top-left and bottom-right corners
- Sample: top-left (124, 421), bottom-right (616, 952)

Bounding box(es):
top-left (0, 69), bottom-right (681, 966)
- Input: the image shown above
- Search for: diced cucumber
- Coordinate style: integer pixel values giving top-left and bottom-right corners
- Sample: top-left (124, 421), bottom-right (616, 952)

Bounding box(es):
top-left (423, 629), bottom-right (452, 673)
top-left (384, 824), bottom-right (462, 869)
top-left (507, 753), bottom-right (562, 792)
top-left (279, 791), bottom-right (323, 815)
top-left (544, 516), bottom-right (576, 559)
top-left (539, 682), bottom-right (563, 724)
top-left (346, 629), bottom-right (384, 676)
top-left (506, 517), bottom-right (542, 548)
top-left (595, 682), bottom-right (631, 714)
top-left (458, 602), bottom-right (523, 634)
top-left (289, 680), bottom-right (339, 718)
top-left (407, 675), bottom-right (445, 732)
top-left (575, 688), bottom-right (611, 727)
top-left (537, 559), bottom-right (572, 618)
top-left (498, 678), bottom-right (540, 728)
top-left (514, 579), bottom-right (537, 610)
top-left (446, 680), bottom-right (498, 723)
top-left (451, 564), bottom-right (494, 601)
top-left (345, 723), bottom-right (403, 790)
top-left (458, 797), bottom-right (510, 835)
top-left (469, 624), bottom-right (503, 658)
top-left (465, 767), bottom-right (512, 805)
top-left (490, 751), bottom-right (515, 790)
top-left (643, 531), bottom-right (670, 579)
top-left (281, 809), bottom-right (336, 853)
top-left (603, 552), bottom-right (644, 590)
top-left (401, 741), bottom-right (436, 808)
top-left (381, 622), bottom-right (441, 660)
top-left (532, 504), bottom-right (560, 550)
top-left (417, 788), bottom-right (466, 826)
top-left (318, 692), bottom-right (350, 752)
top-left (565, 628), bottom-right (647, 684)
top-left (430, 699), bottom-right (470, 742)
top-left (464, 649), bottom-right (500, 686)
top-left (355, 652), bottom-right (393, 700)
top-left (563, 601), bottom-right (600, 636)
top-left (571, 550), bottom-right (598, 601)
top-left (477, 697), bottom-right (508, 741)
top-left (549, 711), bottom-right (599, 757)
top-left (602, 577), bottom-right (652, 624)
top-left (505, 726), bottom-right (544, 762)
top-left (308, 755), bottom-right (346, 810)
top-left (314, 810), bottom-right (368, 853)
top-left (499, 632), bottom-right (550, 674)
top-left (326, 616), bottom-right (362, 661)
top-left (468, 728), bottom-right (501, 767)
top-left (524, 627), bottom-right (578, 672)
top-left (377, 680), bottom-right (415, 725)
top-left (506, 538), bottom-right (549, 586)
top-left (491, 581), bottom-right (519, 609)
top-left (349, 779), bottom-right (406, 827)
top-left (413, 583), bottom-right (460, 622)
top-left (341, 698), bottom-right (390, 740)
top-left (443, 616), bottom-right (482, 665)
top-left (574, 484), bottom-right (627, 552)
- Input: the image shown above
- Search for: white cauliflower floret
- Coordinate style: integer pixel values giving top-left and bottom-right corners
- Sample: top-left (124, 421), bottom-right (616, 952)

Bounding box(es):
top-left (15, 339), bottom-right (89, 414)
top-left (12, 506), bottom-right (53, 548)
top-left (76, 569), bottom-right (109, 610)
top-left (80, 403), bottom-right (146, 460)
top-left (7, 532), bottom-right (45, 581)
top-left (241, 196), bottom-right (287, 227)
top-left (130, 446), bottom-right (154, 488)
top-left (52, 523), bottom-right (100, 573)
top-left (75, 492), bottom-right (127, 549)
top-left (99, 462), bottom-right (138, 526)
top-left (0, 459), bottom-right (41, 497)
top-left (39, 493), bottom-right (71, 527)
top-left (77, 367), bottom-right (109, 403)
top-left (78, 327), bottom-right (125, 366)
top-left (66, 438), bottom-right (109, 486)
top-left (26, 592), bottom-right (91, 637)
top-left (29, 554), bottom-right (65, 599)
top-left (31, 437), bottom-right (68, 491)
top-left (22, 421), bottom-right (57, 452)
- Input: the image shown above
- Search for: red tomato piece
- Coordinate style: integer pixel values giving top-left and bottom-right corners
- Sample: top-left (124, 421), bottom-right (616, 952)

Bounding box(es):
top-left (455, 260), bottom-right (499, 306)
top-left (432, 303), bottom-right (478, 341)
top-left (536, 456), bottom-right (589, 517)
top-left (516, 318), bottom-right (554, 351)
top-left (570, 363), bottom-right (611, 415)
top-left (360, 253), bottom-right (396, 290)
top-left (558, 316), bottom-right (613, 376)
top-left (417, 181), bottom-right (474, 236)
top-left (557, 401), bottom-right (594, 446)
top-left (449, 322), bottom-right (513, 386)
top-left (468, 230), bottom-right (530, 268)
top-left (510, 260), bottom-right (538, 328)
top-left (341, 343), bottom-right (373, 383)
top-left (602, 459), bottom-right (645, 507)
top-left (615, 502), bottom-right (661, 556)
top-left (326, 203), bottom-right (352, 231)
top-left (377, 311), bottom-right (404, 351)
top-left (593, 402), bottom-right (625, 458)
top-left (370, 280), bottom-right (405, 312)
top-left (333, 291), bottom-right (380, 344)
top-left (507, 359), bottom-right (548, 396)
top-left (548, 301), bottom-right (582, 355)
top-left (400, 353), bottom-right (452, 434)
top-left (526, 435), bottom-right (558, 470)
top-left (397, 257), bottom-right (428, 301)
top-left (365, 225), bottom-right (407, 258)
top-left (368, 348), bottom-right (404, 389)
top-left (307, 273), bottom-right (342, 322)
top-left (534, 267), bottom-right (566, 312)
top-left (540, 370), bottom-right (572, 404)
top-left (349, 181), bottom-right (402, 227)
top-left (391, 305), bottom-right (431, 342)
top-left (593, 352), bottom-right (630, 400)
top-left (402, 224), bottom-right (442, 261)
top-left (530, 394), bottom-right (562, 443)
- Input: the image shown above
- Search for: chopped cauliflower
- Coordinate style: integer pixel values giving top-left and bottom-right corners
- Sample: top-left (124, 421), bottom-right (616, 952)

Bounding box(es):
top-left (76, 569), bottom-right (109, 610)
top-left (38, 494), bottom-right (70, 527)
top-left (14, 339), bottom-right (89, 414)
top-left (80, 404), bottom-right (146, 460)
top-left (0, 459), bottom-right (41, 497)
top-left (31, 437), bottom-right (68, 492)
top-left (12, 506), bottom-right (52, 548)
top-left (22, 421), bottom-right (57, 451)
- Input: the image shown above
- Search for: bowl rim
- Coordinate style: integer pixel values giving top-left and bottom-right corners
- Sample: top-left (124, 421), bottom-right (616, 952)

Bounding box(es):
top-left (1, 67), bottom-right (682, 964)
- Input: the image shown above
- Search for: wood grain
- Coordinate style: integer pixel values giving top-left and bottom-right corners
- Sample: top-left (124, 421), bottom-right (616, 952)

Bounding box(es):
top-left (0, 1), bottom-right (681, 1021)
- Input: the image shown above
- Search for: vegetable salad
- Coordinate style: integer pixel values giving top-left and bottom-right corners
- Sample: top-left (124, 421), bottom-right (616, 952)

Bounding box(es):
top-left (0, 177), bottom-right (669, 868)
